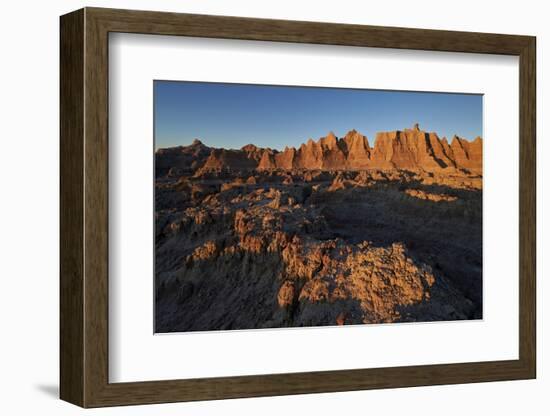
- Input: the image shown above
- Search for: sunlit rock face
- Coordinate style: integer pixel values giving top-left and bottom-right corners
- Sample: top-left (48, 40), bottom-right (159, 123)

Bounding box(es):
top-left (158, 125), bottom-right (482, 178)
top-left (154, 125), bottom-right (482, 332)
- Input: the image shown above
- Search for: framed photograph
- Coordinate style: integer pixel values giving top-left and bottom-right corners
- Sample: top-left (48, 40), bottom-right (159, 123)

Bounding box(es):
top-left (60, 7), bottom-right (536, 407)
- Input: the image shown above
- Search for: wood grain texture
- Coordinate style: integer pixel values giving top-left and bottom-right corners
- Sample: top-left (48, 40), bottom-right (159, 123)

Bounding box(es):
top-left (89, 7), bottom-right (532, 54)
top-left (518, 38), bottom-right (536, 376)
top-left (59, 8), bottom-right (84, 407)
top-left (83, 10), bottom-right (110, 406)
top-left (59, 7), bottom-right (537, 408)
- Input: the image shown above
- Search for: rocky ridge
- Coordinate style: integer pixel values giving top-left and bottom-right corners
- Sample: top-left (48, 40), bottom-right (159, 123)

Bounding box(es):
top-left (156, 124), bottom-right (482, 177)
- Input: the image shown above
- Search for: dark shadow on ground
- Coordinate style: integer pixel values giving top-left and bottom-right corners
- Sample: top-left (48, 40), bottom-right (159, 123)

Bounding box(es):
top-left (311, 183), bottom-right (482, 317)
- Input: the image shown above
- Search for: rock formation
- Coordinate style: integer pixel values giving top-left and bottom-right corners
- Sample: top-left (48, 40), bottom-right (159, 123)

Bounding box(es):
top-left (156, 124), bottom-right (482, 175)
top-left (154, 124), bottom-right (483, 332)
top-left (155, 139), bottom-right (211, 177)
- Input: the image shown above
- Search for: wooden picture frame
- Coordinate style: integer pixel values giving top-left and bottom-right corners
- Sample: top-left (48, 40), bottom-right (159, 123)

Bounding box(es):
top-left (60, 7), bottom-right (536, 408)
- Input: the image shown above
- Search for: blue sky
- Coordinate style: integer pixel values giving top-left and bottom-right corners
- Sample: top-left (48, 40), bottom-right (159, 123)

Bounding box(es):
top-left (154, 81), bottom-right (482, 150)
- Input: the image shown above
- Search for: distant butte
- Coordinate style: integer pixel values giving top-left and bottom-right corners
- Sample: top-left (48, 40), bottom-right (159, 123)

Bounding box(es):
top-left (155, 124), bottom-right (482, 177)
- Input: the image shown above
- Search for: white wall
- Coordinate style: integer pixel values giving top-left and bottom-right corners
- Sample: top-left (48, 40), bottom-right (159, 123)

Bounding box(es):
top-left (0, 0), bottom-right (546, 414)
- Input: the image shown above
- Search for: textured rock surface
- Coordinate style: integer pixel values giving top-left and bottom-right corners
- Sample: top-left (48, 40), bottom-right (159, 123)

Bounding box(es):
top-left (155, 154), bottom-right (482, 331)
